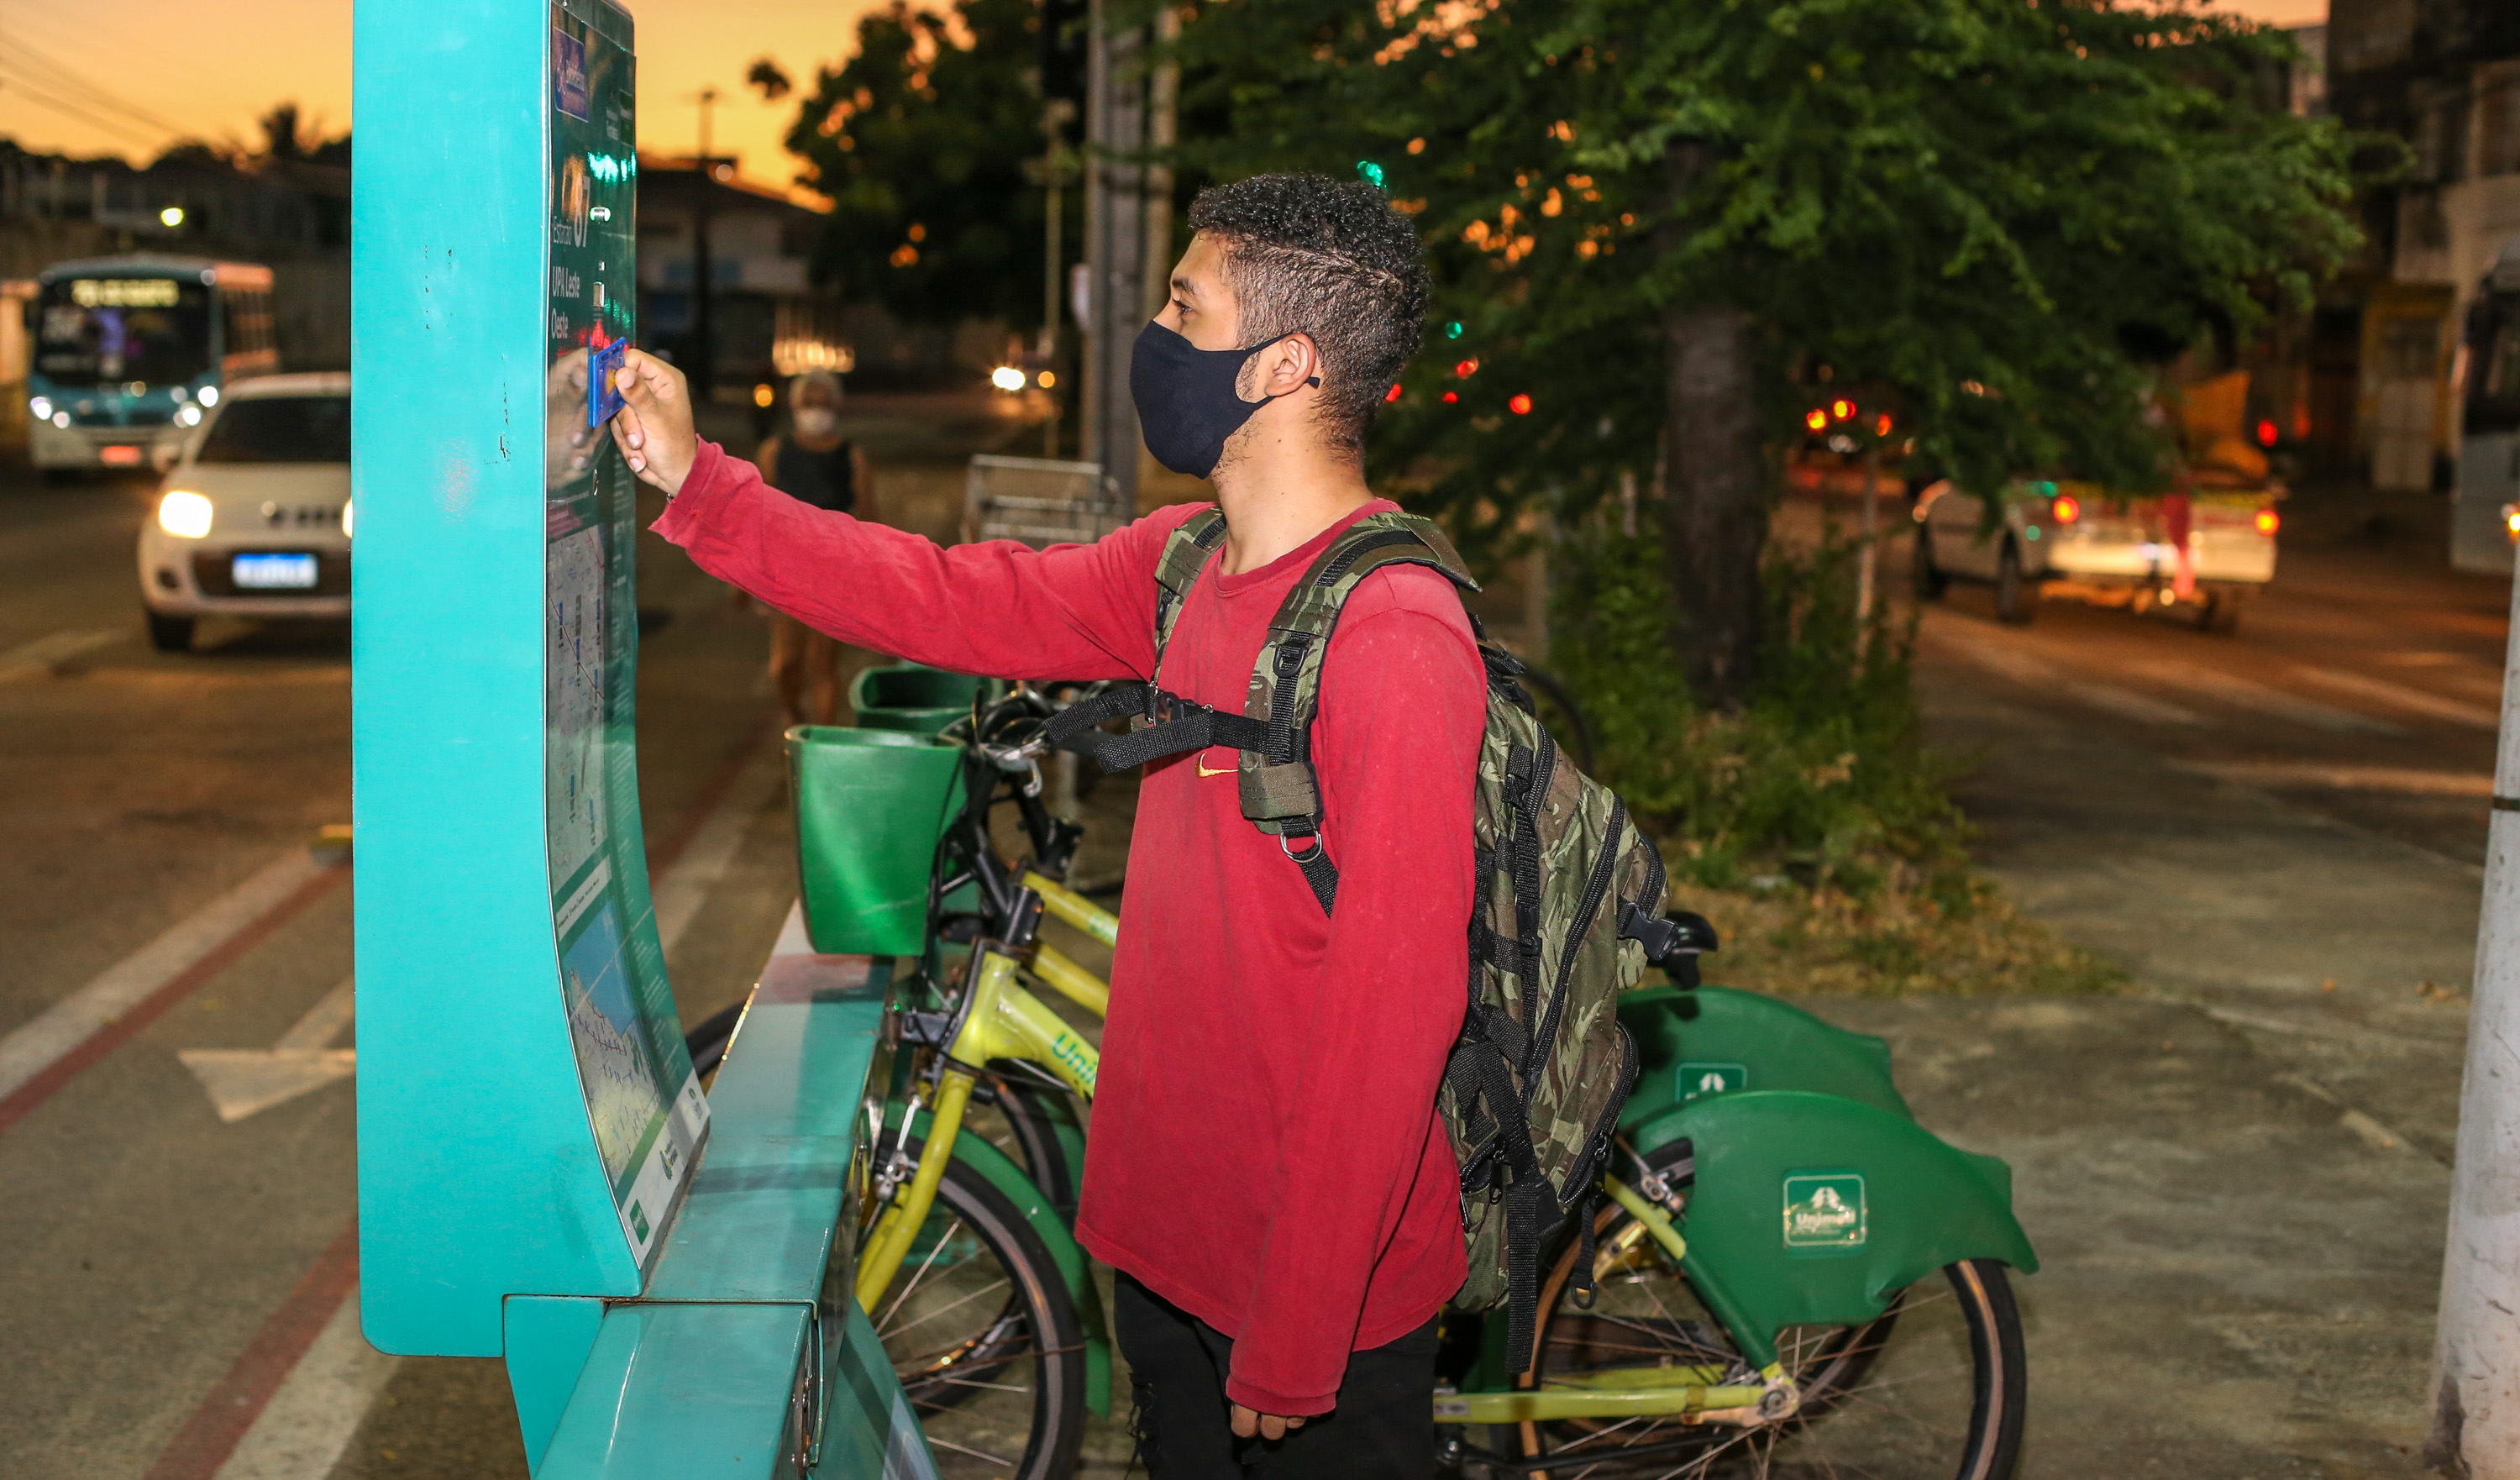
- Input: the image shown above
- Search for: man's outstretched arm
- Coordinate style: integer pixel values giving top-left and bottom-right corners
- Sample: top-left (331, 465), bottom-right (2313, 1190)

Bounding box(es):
top-left (609, 349), bottom-right (1172, 681)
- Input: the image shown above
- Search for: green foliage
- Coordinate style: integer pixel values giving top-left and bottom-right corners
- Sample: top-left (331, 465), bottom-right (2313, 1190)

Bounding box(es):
top-left (1171, 0), bottom-right (2366, 555)
top-left (782, 0), bottom-right (1068, 327)
top-left (1549, 521), bottom-right (1966, 900)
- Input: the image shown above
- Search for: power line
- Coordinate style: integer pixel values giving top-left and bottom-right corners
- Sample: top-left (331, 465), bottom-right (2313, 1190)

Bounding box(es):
top-left (0, 25), bottom-right (197, 139)
top-left (0, 75), bottom-right (165, 149)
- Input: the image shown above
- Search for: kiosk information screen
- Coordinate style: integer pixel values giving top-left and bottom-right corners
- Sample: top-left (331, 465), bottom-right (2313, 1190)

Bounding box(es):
top-left (543, 0), bottom-right (706, 1267)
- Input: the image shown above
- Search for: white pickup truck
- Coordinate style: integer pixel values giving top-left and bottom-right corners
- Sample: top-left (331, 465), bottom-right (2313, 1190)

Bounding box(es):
top-left (1911, 477), bottom-right (2281, 632)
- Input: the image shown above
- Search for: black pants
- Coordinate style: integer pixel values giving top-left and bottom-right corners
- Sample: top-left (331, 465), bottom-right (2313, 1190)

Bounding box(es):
top-left (1113, 1273), bottom-right (1437, 1479)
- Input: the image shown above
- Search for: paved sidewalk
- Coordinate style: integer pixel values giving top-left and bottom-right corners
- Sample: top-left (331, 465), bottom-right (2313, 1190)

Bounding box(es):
top-left (1888, 636), bottom-right (2478, 1477)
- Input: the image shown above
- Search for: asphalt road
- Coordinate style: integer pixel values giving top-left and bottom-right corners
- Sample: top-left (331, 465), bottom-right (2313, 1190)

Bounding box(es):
top-left (1905, 503), bottom-right (2505, 1475)
top-left (0, 455), bottom-right (803, 1479)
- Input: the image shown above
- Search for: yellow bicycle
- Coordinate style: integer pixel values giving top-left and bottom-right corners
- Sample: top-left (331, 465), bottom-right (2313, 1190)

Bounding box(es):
top-left (842, 695), bottom-right (2027, 1480)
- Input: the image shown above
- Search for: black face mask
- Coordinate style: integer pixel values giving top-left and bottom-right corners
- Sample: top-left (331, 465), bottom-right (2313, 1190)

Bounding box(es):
top-left (1129, 321), bottom-right (1315, 478)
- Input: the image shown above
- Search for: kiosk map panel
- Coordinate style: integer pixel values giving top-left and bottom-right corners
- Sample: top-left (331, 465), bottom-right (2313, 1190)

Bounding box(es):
top-left (543, 0), bottom-right (705, 1267)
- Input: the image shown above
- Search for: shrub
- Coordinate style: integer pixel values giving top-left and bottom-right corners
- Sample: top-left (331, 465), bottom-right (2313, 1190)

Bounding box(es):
top-left (1549, 522), bottom-right (1968, 903)
top-left (1546, 519), bottom-right (2117, 996)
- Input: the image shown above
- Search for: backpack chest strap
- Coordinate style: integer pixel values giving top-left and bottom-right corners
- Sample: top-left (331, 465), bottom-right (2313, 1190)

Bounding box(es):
top-left (1059, 508), bottom-right (1481, 918)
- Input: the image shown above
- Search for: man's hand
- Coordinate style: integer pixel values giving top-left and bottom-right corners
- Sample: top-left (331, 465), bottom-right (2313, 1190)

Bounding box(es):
top-left (1228, 1404), bottom-right (1308, 1441)
top-left (606, 348), bottom-right (698, 496)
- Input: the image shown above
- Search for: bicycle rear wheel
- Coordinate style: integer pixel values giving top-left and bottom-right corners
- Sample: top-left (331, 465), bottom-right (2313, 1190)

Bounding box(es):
top-left (869, 1141), bottom-right (1088, 1480)
top-left (1523, 1142), bottom-right (2026, 1478)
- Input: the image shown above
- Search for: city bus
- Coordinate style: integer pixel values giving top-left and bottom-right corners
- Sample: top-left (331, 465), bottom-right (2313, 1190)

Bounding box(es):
top-left (2452, 237), bottom-right (2520, 575)
top-left (24, 255), bottom-right (279, 474)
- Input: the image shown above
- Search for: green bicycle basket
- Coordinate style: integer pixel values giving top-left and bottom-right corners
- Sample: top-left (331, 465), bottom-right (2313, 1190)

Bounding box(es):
top-left (787, 725), bottom-right (965, 956)
top-left (849, 663), bottom-right (996, 735)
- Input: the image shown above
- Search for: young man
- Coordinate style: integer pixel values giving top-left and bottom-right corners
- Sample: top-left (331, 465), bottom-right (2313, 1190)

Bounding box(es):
top-left (752, 370), bottom-right (877, 726)
top-left (612, 173), bottom-right (1481, 1476)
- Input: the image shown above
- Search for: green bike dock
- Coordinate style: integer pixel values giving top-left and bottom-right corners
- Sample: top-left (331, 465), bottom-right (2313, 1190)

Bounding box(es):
top-left (351, 2), bottom-right (934, 1472)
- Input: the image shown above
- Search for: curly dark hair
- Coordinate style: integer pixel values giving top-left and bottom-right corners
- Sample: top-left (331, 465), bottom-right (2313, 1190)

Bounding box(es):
top-left (1185, 172), bottom-right (1430, 458)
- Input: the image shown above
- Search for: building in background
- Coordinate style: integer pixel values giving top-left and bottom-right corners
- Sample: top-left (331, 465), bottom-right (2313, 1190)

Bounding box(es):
top-left (2326, 0), bottom-right (2520, 492)
top-left (633, 156), bottom-right (851, 404)
top-left (0, 142), bottom-right (350, 445)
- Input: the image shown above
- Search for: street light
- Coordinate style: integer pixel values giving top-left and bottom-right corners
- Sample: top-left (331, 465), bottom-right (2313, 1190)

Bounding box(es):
top-left (159, 206), bottom-right (184, 228)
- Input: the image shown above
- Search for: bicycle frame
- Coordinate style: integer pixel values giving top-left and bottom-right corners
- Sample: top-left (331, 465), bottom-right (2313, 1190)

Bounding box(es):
top-left (855, 877), bottom-right (1801, 1428)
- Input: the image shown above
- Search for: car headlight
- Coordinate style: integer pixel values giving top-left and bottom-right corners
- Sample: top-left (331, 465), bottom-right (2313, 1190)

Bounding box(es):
top-left (29, 396), bottom-right (50, 421)
top-left (175, 404), bottom-right (202, 427)
top-left (157, 490), bottom-right (214, 539)
top-left (340, 501), bottom-right (353, 539)
top-left (197, 386), bottom-right (218, 407)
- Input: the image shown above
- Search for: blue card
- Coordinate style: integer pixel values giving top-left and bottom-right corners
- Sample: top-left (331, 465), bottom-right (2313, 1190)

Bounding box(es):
top-left (589, 339), bottom-right (627, 427)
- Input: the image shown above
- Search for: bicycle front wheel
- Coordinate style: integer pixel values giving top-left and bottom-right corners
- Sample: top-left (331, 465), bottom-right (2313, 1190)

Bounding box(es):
top-left (1525, 1142), bottom-right (2027, 1479)
top-left (867, 1141), bottom-right (1088, 1480)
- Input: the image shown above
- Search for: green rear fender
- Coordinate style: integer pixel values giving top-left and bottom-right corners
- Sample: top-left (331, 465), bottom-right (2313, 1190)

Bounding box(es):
top-left (1658, 1090), bottom-right (2035, 1371)
top-left (1620, 985), bottom-right (1910, 1128)
top-left (906, 1109), bottom-right (1112, 1415)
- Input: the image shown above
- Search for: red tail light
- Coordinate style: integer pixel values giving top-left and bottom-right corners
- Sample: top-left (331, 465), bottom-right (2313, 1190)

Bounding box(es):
top-left (2050, 494), bottom-right (2080, 525)
top-left (2255, 508), bottom-right (2280, 536)
top-left (2256, 419), bottom-right (2278, 448)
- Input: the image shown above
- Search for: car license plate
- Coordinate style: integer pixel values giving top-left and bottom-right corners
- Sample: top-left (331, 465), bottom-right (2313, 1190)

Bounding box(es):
top-left (99, 445), bottom-right (142, 466)
top-left (232, 553), bottom-right (320, 590)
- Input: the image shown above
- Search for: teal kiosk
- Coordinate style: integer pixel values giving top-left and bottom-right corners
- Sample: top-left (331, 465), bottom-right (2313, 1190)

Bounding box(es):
top-left (349, 3), bottom-right (934, 1473)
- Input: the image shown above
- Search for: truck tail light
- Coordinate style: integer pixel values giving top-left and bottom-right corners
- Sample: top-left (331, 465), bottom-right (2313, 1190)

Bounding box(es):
top-left (2050, 494), bottom-right (2080, 525)
top-left (2255, 508), bottom-right (2280, 537)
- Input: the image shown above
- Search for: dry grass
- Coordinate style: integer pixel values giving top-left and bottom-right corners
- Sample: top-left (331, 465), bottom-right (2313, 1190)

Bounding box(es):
top-left (1677, 859), bottom-right (2125, 999)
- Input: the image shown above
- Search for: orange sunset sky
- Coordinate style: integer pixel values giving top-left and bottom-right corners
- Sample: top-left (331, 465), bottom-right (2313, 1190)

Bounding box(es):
top-left (0, 0), bottom-right (2329, 205)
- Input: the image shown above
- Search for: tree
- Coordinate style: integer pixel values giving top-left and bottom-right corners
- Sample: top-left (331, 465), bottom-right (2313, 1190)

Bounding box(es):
top-left (781, 0), bottom-right (1068, 328)
top-left (1170, 0), bottom-right (2360, 706)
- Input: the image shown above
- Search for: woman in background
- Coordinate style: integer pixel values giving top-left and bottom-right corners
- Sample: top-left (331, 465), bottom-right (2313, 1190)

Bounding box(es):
top-left (753, 370), bottom-right (877, 725)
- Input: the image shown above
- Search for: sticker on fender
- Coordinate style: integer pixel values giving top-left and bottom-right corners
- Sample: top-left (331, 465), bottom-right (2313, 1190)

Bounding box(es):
top-left (1782, 1173), bottom-right (1866, 1251)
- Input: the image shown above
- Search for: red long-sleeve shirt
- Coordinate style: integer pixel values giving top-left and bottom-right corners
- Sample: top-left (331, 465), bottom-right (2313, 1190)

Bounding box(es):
top-left (654, 441), bottom-right (1479, 1414)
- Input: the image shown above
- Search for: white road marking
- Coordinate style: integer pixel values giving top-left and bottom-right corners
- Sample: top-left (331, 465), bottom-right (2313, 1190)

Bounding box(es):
top-left (0, 849), bottom-right (329, 1105)
top-left (209, 1288), bottom-right (397, 1480)
top-left (0, 627), bottom-right (119, 684)
top-left (2292, 665), bottom-right (2502, 731)
top-left (2176, 761), bottom-right (2495, 796)
top-left (652, 743), bottom-right (787, 954)
top-left (2132, 660), bottom-right (2406, 736)
top-left (178, 977), bottom-right (356, 1123)
top-left (179, 738), bottom-right (788, 1480)
top-left (2064, 683), bottom-right (2208, 728)
top-left (1930, 631), bottom-right (2208, 727)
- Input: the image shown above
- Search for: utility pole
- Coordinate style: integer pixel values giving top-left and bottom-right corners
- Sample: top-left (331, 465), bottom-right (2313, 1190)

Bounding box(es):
top-left (1081, 0), bottom-right (1146, 515)
top-left (1855, 441), bottom-right (1882, 628)
top-left (1142, 3), bottom-right (1180, 327)
top-left (2431, 573), bottom-right (2520, 1474)
top-left (1031, 99), bottom-right (1079, 459)
top-left (691, 87), bottom-right (719, 398)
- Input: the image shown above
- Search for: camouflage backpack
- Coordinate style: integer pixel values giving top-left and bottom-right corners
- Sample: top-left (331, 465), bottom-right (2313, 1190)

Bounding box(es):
top-left (1046, 507), bottom-right (1714, 1371)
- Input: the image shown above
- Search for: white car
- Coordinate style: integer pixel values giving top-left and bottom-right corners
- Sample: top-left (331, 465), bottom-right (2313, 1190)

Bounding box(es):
top-left (136, 373), bottom-right (350, 651)
top-left (1913, 476), bottom-right (2281, 632)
